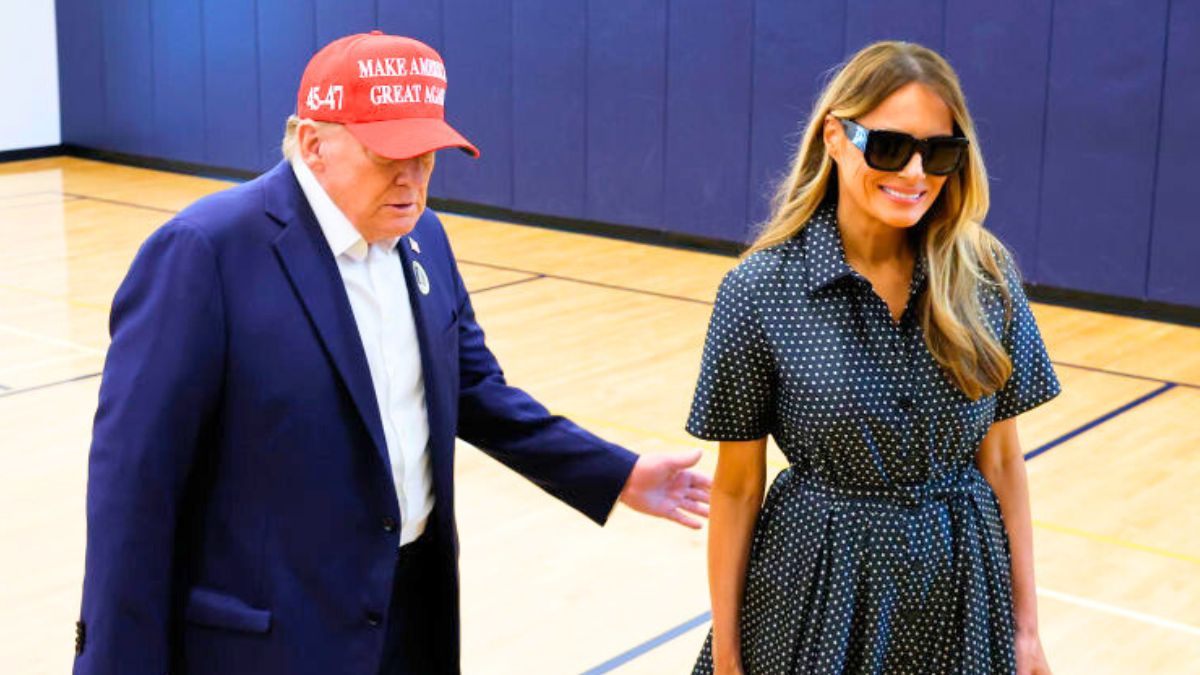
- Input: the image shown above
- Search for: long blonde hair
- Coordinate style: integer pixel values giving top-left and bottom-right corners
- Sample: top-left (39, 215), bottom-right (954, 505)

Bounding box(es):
top-left (750, 41), bottom-right (1014, 400)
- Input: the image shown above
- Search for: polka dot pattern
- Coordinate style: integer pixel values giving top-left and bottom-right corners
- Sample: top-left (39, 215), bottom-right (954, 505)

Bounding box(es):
top-left (688, 202), bottom-right (1061, 674)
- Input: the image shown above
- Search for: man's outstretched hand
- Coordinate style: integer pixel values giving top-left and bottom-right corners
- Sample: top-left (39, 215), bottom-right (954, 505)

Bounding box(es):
top-left (618, 450), bottom-right (713, 529)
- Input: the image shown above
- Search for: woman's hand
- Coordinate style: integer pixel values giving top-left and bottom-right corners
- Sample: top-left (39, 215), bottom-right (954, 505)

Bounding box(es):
top-left (1016, 631), bottom-right (1052, 675)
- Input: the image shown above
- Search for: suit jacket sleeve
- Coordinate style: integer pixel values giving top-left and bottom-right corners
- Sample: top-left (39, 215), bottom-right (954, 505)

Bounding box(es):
top-left (447, 251), bottom-right (637, 526)
top-left (76, 220), bottom-right (226, 674)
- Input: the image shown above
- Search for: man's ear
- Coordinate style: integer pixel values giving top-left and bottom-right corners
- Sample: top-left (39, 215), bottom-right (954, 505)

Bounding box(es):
top-left (297, 122), bottom-right (323, 171)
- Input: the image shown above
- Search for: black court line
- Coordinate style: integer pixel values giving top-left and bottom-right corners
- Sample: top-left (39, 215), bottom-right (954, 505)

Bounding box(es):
top-left (0, 372), bottom-right (102, 399)
top-left (457, 259), bottom-right (716, 306)
top-left (0, 195), bottom-right (83, 211)
top-left (1052, 360), bottom-right (1199, 391)
top-left (469, 274), bottom-right (546, 295)
top-left (63, 192), bottom-right (180, 215)
top-left (581, 381), bottom-right (1181, 673)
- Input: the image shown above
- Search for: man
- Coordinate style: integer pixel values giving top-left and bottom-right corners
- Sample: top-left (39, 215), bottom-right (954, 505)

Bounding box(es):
top-left (75, 32), bottom-right (710, 675)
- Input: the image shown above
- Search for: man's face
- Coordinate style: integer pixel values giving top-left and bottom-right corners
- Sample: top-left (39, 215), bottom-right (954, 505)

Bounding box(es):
top-left (299, 123), bottom-right (435, 242)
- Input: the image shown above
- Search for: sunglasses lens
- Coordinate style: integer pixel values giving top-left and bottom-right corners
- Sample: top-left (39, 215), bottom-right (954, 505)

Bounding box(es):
top-left (924, 141), bottom-right (965, 175)
top-left (864, 131), bottom-right (915, 172)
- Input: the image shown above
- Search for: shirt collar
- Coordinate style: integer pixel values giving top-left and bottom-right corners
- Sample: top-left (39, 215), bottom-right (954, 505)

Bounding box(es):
top-left (802, 202), bottom-right (857, 296)
top-left (801, 201), bottom-right (928, 297)
top-left (290, 157), bottom-right (400, 261)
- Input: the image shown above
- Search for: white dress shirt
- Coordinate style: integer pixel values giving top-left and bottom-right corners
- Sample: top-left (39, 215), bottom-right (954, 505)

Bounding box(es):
top-left (291, 157), bottom-right (433, 546)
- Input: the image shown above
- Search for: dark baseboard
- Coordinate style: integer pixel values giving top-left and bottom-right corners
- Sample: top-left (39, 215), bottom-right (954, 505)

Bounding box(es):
top-left (61, 145), bottom-right (259, 182)
top-left (1025, 284), bottom-right (1199, 327)
top-left (426, 198), bottom-right (745, 257)
top-left (8, 145), bottom-right (1198, 326)
top-left (0, 144), bottom-right (66, 162)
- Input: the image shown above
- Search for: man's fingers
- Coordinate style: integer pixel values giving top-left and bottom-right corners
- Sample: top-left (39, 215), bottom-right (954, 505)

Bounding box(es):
top-left (684, 469), bottom-right (713, 489)
top-left (669, 510), bottom-right (703, 530)
top-left (687, 487), bottom-right (711, 504)
top-left (681, 499), bottom-right (710, 518)
top-left (667, 450), bottom-right (703, 470)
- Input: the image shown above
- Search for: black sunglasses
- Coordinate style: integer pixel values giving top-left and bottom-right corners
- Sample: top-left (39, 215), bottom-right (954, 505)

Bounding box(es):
top-left (839, 118), bottom-right (969, 176)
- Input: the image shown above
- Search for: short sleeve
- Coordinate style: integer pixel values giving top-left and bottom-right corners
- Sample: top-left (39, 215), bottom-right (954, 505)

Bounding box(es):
top-left (686, 265), bottom-right (775, 440)
top-left (993, 258), bottom-right (1062, 421)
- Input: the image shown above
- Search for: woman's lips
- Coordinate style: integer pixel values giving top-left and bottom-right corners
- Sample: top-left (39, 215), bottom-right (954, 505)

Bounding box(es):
top-left (879, 185), bottom-right (926, 204)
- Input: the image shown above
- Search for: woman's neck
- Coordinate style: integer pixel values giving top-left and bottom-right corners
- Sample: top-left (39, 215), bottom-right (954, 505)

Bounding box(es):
top-left (835, 195), bottom-right (913, 268)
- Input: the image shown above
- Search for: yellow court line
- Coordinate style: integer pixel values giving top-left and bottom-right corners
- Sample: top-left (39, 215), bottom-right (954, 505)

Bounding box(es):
top-left (0, 281), bottom-right (111, 312)
top-left (560, 411), bottom-right (1200, 568)
top-left (1033, 519), bottom-right (1200, 566)
top-left (0, 323), bottom-right (107, 356)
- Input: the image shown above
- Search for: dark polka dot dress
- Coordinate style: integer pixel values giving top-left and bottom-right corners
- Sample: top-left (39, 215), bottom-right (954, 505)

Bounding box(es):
top-left (688, 202), bottom-right (1061, 674)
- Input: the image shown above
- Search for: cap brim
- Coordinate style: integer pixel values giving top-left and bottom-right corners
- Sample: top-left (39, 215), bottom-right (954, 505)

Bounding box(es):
top-left (344, 118), bottom-right (480, 159)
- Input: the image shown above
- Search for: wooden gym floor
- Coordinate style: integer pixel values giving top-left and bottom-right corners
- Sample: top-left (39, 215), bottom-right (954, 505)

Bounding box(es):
top-left (0, 157), bottom-right (1197, 673)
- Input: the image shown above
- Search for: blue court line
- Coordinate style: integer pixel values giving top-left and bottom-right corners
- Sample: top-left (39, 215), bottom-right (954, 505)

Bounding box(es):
top-left (0, 372), bottom-right (102, 399)
top-left (579, 611), bottom-right (713, 675)
top-left (582, 381), bottom-right (1182, 673)
top-left (1023, 382), bottom-right (1176, 460)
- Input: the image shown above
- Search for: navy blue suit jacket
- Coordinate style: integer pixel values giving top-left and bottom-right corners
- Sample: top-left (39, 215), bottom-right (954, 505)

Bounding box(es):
top-left (75, 161), bottom-right (638, 674)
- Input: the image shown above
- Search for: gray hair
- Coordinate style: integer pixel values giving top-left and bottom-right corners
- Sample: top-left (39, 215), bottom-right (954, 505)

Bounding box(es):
top-left (280, 115), bottom-right (339, 160)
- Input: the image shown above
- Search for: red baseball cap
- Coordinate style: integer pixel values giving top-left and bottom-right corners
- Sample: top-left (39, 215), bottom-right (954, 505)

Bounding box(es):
top-left (297, 31), bottom-right (479, 160)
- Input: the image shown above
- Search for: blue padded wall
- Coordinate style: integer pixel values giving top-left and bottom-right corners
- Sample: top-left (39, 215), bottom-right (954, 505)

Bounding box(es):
top-left (55, 0), bottom-right (1200, 308)
top-left (585, 0), bottom-right (667, 230)
top-left (944, 0), bottom-right (1054, 279)
top-left (512, 1), bottom-right (587, 219)
top-left (663, 0), bottom-right (754, 240)
top-left (1036, 0), bottom-right (1170, 299)
top-left (151, 0), bottom-right (206, 165)
top-left (1149, 1), bottom-right (1200, 307)
top-left (748, 0), bottom-right (845, 229)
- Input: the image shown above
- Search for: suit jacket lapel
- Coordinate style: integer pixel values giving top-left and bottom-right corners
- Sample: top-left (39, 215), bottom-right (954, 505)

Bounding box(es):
top-left (263, 163), bottom-right (391, 473)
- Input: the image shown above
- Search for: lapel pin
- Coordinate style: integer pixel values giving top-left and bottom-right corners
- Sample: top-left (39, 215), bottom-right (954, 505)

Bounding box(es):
top-left (412, 261), bottom-right (431, 295)
top-left (409, 238), bottom-right (421, 255)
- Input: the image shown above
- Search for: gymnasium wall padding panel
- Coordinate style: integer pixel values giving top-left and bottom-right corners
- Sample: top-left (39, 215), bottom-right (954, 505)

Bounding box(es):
top-left (1036, 0), bottom-right (1170, 300)
top-left (201, 0), bottom-right (262, 172)
top-left (256, 0), bottom-right (316, 170)
top-left (585, 1), bottom-right (667, 230)
top-left (56, 0), bottom-right (107, 150)
top-left (943, 0), bottom-right (1054, 274)
top-left (101, 0), bottom-right (155, 158)
top-left (438, 0), bottom-right (512, 207)
top-left (663, 0), bottom-right (753, 241)
top-left (747, 0), bottom-right (844, 229)
top-left (844, 0), bottom-right (944, 54)
top-left (151, 0), bottom-right (206, 165)
top-left (1149, 1), bottom-right (1200, 307)
top-left (54, 0), bottom-right (1200, 308)
top-left (512, 1), bottom-right (587, 219)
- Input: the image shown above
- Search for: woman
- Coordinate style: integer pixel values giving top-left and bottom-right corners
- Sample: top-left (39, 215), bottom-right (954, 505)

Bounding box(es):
top-left (689, 42), bottom-right (1059, 674)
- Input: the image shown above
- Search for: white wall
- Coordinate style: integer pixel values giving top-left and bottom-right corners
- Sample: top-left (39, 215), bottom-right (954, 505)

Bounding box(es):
top-left (0, 0), bottom-right (60, 152)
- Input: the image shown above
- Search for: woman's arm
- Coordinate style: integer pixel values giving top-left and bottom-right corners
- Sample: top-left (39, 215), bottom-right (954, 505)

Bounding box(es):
top-left (977, 417), bottom-right (1052, 675)
top-left (708, 438), bottom-right (768, 674)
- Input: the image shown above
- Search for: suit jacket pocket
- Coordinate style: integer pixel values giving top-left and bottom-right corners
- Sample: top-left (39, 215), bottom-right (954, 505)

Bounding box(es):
top-left (185, 587), bottom-right (272, 634)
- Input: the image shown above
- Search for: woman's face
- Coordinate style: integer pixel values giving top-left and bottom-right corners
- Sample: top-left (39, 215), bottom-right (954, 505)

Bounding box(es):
top-left (826, 82), bottom-right (956, 231)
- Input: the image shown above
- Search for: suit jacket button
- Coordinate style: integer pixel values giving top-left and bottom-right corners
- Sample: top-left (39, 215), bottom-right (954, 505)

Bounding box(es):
top-left (366, 611), bottom-right (383, 627)
top-left (381, 516), bottom-right (398, 533)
